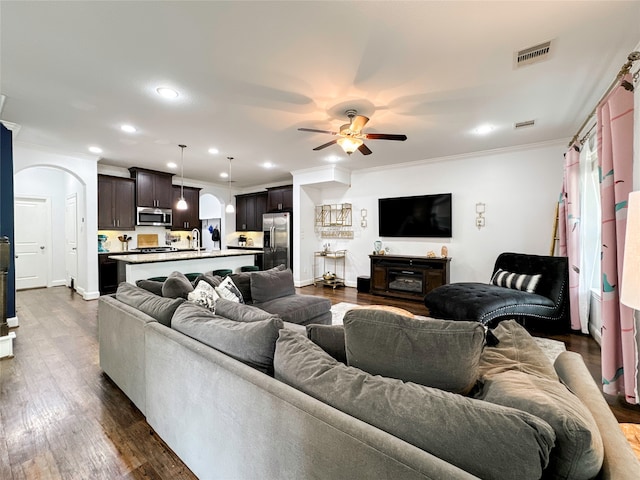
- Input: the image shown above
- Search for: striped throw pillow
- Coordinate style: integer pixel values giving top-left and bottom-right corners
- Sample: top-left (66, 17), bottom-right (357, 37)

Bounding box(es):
top-left (491, 269), bottom-right (541, 293)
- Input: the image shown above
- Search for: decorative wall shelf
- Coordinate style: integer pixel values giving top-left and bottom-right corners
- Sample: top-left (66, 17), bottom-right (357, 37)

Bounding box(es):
top-left (315, 203), bottom-right (354, 239)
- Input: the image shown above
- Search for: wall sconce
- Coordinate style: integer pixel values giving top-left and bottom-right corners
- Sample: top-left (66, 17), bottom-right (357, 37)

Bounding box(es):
top-left (476, 203), bottom-right (486, 229)
top-left (360, 208), bottom-right (367, 228)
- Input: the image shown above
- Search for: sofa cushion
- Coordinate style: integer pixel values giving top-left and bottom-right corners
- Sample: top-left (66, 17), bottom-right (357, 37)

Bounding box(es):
top-left (480, 320), bottom-right (558, 380)
top-left (477, 370), bottom-right (603, 480)
top-left (193, 272), bottom-right (223, 289)
top-left (171, 302), bottom-right (283, 374)
top-left (215, 276), bottom-right (244, 303)
top-left (250, 268), bottom-right (295, 303)
top-left (306, 324), bottom-right (346, 363)
top-left (491, 268), bottom-right (541, 293)
top-left (162, 271), bottom-right (194, 299)
top-left (135, 279), bottom-right (164, 296)
top-left (255, 294), bottom-right (331, 326)
top-left (215, 298), bottom-right (280, 323)
top-left (187, 280), bottom-right (219, 311)
top-left (116, 282), bottom-right (184, 327)
top-left (343, 309), bottom-right (485, 394)
top-left (274, 329), bottom-right (555, 480)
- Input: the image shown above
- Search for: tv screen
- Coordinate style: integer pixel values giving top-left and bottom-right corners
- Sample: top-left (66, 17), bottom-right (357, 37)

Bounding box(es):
top-left (378, 193), bottom-right (452, 238)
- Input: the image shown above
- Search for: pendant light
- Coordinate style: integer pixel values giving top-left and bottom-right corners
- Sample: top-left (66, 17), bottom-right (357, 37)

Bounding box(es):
top-left (225, 156), bottom-right (235, 214)
top-left (176, 144), bottom-right (188, 210)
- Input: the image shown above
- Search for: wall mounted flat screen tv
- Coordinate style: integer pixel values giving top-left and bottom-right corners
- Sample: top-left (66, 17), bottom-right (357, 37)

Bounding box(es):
top-left (378, 193), bottom-right (452, 238)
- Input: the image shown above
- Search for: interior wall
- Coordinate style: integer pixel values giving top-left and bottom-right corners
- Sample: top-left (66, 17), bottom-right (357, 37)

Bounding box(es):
top-left (297, 141), bottom-right (566, 287)
top-left (13, 143), bottom-right (99, 299)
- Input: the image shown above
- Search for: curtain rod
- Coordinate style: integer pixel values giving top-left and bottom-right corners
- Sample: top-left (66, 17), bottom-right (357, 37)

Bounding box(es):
top-left (568, 51), bottom-right (640, 147)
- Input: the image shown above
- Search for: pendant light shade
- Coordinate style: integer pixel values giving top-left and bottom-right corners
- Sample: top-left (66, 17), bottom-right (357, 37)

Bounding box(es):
top-left (176, 144), bottom-right (188, 210)
top-left (225, 156), bottom-right (235, 214)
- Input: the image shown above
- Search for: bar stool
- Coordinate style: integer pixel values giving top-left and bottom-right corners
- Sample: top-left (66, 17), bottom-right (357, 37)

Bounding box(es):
top-left (240, 265), bottom-right (260, 272)
top-left (148, 276), bottom-right (168, 282)
top-left (213, 269), bottom-right (232, 277)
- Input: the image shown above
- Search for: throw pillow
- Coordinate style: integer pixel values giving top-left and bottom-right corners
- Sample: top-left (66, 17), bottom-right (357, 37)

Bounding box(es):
top-left (162, 271), bottom-right (194, 299)
top-left (228, 272), bottom-right (253, 303)
top-left (491, 268), bottom-right (541, 293)
top-left (215, 276), bottom-right (244, 303)
top-left (477, 370), bottom-right (604, 480)
top-left (306, 324), bottom-right (346, 363)
top-left (480, 320), bottom-right (558, 380)
top-left (171, 302), bottom-right (283, 374)
top-left (215, 298), bottom-right (280, 323)
top-left (116, 282), bottom-right (184, 327)
top-left (187, 280), bottom-right (220, 311)
top-left (343, 309), bottom-right (485, 394)
top-left (250, 268), bottom-right (295, 303)
top-left (135, 279), bottom-right (164, 296)
top-left (274, 329), bottom-right (555, 480)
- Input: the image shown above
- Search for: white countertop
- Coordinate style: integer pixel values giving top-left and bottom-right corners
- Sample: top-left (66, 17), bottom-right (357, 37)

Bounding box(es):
top-left (109, 249), bottom-right (263, 264)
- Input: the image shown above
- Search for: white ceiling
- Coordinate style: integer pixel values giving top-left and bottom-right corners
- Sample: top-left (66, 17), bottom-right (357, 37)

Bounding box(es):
top-left (2, 1), bottom-right (639, 188)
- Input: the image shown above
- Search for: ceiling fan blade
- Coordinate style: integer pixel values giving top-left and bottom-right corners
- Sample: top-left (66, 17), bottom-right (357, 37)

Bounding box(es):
top-left (313, 139), bottom-right (338, 151)
top-left (349, 115), bottom-right (370, 133)
top-left (298, 127), bottom-right (338, 135)
top-left (358, 143), bottom-right (373, 155)
top-left (364, 133), bottom-right (407, 141)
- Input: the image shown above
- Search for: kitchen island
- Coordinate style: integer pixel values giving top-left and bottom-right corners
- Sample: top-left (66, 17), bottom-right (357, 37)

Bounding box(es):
top-left (110, 249), bottom-right (263, 284)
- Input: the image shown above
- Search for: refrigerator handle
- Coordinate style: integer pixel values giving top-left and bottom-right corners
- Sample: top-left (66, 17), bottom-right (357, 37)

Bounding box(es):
top-left (271, 226), bottom-right (276, 252)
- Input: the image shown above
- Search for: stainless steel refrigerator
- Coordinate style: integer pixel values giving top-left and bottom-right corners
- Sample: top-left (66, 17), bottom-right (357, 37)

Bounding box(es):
top-left (263, 212), bottom-right (292, 271)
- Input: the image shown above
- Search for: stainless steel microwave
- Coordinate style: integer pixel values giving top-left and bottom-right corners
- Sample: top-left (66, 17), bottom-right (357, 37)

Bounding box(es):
top-left (137, 207), bottom-right (172, 226)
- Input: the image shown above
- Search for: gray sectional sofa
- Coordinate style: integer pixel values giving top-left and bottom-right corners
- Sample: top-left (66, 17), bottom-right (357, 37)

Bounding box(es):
top-left (98, 281), bottom-right (640, 480)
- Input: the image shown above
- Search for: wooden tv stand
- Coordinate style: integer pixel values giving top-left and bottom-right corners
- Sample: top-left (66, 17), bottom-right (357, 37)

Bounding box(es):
top-left (369, 254), bottom-right (451, 301)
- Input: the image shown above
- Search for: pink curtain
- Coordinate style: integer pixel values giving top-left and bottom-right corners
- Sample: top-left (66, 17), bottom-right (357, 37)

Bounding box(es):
top-left (598, 73), bottom-right (637, 404)
top-left (559, 144), bottom-right (583, 331)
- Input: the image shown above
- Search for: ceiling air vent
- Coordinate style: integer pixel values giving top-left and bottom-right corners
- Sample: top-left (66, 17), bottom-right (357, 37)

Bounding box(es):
top-left (514, 120), bottom-right (535, 129)
top-left (515, 41), bottom-right (552, 68)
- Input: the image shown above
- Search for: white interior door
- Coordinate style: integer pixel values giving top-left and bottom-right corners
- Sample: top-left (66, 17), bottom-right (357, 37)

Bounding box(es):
top-left (14, 197), bottom-right (50, 290)
top-left (65, 194), bottom-right (78, 287)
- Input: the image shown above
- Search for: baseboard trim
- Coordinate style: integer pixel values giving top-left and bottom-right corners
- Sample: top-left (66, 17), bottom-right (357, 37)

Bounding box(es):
top-left (7, 316), bottom-right (18, 328)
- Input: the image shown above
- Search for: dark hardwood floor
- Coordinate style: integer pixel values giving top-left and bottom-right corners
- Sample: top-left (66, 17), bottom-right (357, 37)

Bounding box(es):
top-left (1, 285), bottom-right (638, 479)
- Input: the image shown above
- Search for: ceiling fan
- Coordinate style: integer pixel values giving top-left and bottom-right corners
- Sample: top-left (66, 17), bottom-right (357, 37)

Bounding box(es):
top-left (298, 109), bottom-right (407, 155)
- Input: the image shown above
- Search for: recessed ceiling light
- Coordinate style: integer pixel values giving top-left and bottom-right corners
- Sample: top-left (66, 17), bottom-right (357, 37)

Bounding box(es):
top-left (220, 172), bottom-right (229, 178)
top-left (263, 162), bottom-right (273, 169)
top-left (156, 87), bottom-right (179, 99)
top-left (167, 162), bottom-right (177, 169)
top-left (208, 147), bottom-right (219, 155)
top-left (88, 146), bottom-right (103, 154)
top-left (325, 155), bottom-right (342, 163)
top-left (474, 124), bottom-right (494, 135)
top-left (121, 124), bottom-right (137, 133)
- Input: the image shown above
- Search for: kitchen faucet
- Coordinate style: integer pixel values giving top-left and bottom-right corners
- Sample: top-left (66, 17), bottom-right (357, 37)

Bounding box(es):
top-left (191, 228), bottom-right (200, 252)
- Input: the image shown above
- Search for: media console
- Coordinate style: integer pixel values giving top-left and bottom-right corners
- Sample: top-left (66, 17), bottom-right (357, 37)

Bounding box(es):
top-left (369, 254), bottom-right (451, 301)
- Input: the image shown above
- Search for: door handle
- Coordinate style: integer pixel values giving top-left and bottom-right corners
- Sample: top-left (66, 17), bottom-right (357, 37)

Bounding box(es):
top-left (72, 247), bottom-right (77, 251)
top-left (40, 246), bottom-right (45, 250)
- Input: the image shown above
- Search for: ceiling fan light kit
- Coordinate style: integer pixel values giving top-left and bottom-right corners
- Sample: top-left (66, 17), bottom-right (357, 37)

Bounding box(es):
top-left (298, 109), bottom-right (407, 155)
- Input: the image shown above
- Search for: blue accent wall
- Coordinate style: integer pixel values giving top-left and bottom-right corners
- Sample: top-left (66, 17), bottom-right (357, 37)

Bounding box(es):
top-left (0, 124), bottom-right (16, 318)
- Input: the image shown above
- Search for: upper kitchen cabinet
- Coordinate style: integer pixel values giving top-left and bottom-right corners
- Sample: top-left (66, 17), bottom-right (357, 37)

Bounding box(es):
top-left (98, 175), bottom-right (135, 230)
top-left (171, 185), bottom-right (201, 230)
top-left (266, 185), bottom-right (293, 212)
top-left (129, 167), bottom-right (174, 208)
top-left (236, 192), bottom-right (268, 231)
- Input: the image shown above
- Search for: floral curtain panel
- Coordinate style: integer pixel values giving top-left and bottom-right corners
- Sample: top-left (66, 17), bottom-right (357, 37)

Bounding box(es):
top-left (597, 73), bottom-right (638, 404)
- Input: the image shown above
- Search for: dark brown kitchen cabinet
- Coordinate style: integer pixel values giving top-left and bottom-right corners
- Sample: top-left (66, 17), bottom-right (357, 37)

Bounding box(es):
top-left (98, 175), bottom-right (135, 230)
top-left (129, 167), bottom-right (174, 208)
top-left (235, 192), bottom-right (268, 231)
top-left (266, 185), bottom-right (293, 212)
top-left (171, 185), bottom-right (201, 230)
